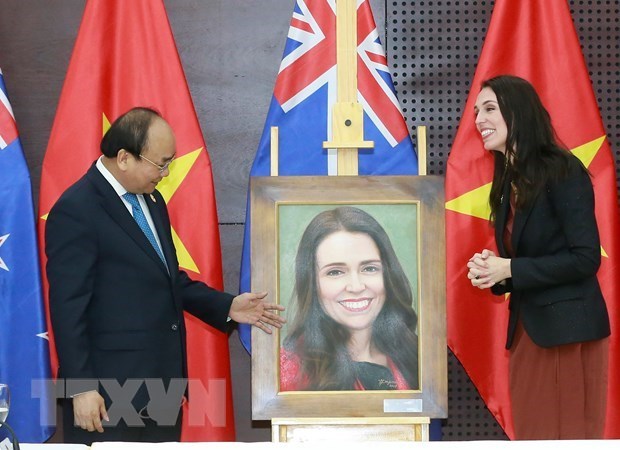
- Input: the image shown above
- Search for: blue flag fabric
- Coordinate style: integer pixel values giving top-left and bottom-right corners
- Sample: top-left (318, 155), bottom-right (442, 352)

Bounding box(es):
top-left (0, 69), bottom-right (54, 442)
top-left (239, 0), bottom-right (418, 352)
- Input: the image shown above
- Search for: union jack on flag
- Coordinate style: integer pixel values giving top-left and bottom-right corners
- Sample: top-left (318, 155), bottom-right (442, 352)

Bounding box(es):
top-left (239, 0), bottom-right (418, 351)
top-left (0, 69), bottom-right (18, 149)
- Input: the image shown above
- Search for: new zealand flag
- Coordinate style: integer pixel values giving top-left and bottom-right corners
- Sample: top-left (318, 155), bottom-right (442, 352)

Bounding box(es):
top-left (239, 0), bottom-right (418, 351)
top-left (0, 68), bottom-right (54, 442)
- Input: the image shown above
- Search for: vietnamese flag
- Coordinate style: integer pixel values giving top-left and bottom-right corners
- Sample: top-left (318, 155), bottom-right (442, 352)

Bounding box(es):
top-left (37, 0), bottom-right (235, 440)
top-left (445, 0), bottom-right (620, 439)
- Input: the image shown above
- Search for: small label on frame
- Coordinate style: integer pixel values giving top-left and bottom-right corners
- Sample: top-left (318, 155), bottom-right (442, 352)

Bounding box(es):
top-left (384, 398), bottom-right (423, 413)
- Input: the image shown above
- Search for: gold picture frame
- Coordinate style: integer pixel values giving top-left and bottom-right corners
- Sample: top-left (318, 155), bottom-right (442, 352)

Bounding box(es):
top-left (251, 175), bottom-right (446, 419)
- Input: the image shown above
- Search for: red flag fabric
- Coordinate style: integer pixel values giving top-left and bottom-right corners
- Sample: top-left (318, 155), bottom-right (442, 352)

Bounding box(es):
top-left (37, 0), bottom-right (235, 440)
top-left (445, 0), bottom-right (620, 439)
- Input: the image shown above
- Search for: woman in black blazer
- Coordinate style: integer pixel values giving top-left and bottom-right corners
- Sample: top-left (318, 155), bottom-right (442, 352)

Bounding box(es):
top-left (466, 75), bottom-right (610, 439)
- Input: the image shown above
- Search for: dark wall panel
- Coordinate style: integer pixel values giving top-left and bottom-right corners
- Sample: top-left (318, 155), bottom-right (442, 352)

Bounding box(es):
top-left (388, 0), bottom-right (620, 440)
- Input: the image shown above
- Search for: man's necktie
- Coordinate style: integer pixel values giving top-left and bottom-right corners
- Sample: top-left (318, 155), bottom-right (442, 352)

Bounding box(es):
top-left (123, 193), bottom-right (167, 265)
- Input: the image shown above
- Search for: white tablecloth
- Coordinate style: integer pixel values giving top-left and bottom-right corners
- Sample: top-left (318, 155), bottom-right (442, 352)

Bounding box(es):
top-left (17, 441), bottom-right (620, 450)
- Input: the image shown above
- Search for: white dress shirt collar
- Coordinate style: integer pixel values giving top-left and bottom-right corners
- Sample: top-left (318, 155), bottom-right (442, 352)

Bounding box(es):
top-left (95, 156), bottom-right (129, 197)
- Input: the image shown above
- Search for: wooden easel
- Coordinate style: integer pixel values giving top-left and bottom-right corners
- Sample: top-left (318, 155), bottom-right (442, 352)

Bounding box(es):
top-left (268, 0), bottom-right (429, 442)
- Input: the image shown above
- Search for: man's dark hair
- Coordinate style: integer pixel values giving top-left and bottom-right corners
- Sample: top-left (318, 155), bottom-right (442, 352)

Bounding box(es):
top-left (100, 107), bottom-right (162, 158)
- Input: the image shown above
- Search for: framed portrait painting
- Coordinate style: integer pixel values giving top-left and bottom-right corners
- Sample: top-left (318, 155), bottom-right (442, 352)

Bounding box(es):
top-left (251, 175), bottom-right (446, 419)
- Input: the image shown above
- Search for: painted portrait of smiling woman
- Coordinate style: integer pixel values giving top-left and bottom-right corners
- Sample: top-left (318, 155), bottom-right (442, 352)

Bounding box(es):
top-left (279, 205), bottom-right (419, 391)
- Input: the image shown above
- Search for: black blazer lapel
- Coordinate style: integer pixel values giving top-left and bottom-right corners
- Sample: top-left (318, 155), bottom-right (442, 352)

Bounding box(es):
top-left (510, 192), bottom-right (538, 256)
top-left (85, 165), bottom-right (169, 274)
top-left (494, 179), bottom-right (512, 257)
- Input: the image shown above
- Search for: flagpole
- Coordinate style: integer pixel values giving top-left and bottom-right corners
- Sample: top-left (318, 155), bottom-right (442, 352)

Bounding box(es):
top-left (323, 0), bottom-right (373, 175)
top-left (416, 125), bottom-right (427, 176)
top-left (270, 126), bottom-right (279, 176)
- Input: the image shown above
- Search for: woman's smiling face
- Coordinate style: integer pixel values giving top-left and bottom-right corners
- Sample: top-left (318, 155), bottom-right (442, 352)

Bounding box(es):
top-left (315, 230), bottom-right (386, 332)
top-left (474, 86), bottom-right (508, 154)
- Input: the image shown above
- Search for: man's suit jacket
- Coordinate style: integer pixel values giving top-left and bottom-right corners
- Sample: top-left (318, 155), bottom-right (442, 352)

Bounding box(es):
top-left (491, 157), bottom-right (610, 349)
top-left (46, 163), bottom-right (234, 408)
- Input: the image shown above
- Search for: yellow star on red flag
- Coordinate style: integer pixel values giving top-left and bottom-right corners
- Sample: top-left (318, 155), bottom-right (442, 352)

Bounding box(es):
top-left (41, 114), bottom-right (202, 273)
top-left (446, 136), bottom-right (609, 257)
top-left (102, 112), bottom-right (202, 273)
top-left (156, 149), bottom-right (203, 273)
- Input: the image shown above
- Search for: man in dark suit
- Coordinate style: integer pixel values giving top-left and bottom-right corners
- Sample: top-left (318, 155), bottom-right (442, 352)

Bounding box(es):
top-left (46, 107), bottom-right (284, 443)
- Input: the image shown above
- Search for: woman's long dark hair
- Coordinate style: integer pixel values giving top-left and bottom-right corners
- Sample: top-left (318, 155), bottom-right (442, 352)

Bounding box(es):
top-left (483, 75), bottom-right (576, 223)
top-left (284, 206), bottom-right (419, 390)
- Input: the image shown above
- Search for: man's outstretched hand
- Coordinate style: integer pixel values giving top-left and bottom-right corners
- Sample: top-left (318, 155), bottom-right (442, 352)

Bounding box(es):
top-left (229, 291), bottom-right (286, 334)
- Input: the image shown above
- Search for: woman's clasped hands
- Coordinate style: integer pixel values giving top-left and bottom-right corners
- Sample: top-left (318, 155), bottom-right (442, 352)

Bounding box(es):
top-left (467, 249), bottom-right (511, 289)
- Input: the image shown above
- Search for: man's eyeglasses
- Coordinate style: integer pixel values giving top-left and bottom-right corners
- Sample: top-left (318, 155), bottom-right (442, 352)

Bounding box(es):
top-left (140, 155), bottom-right (174, 174)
